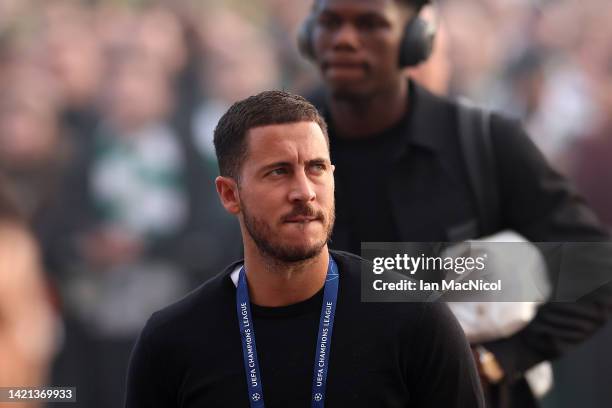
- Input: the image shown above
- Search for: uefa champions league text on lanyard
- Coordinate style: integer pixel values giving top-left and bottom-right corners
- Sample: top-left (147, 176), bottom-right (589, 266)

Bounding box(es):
top-left (236, 256), bottom-right (340, 408)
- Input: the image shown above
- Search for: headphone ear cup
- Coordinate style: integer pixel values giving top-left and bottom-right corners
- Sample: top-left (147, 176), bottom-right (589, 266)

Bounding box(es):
top-left (297, 14), bottom-right (317, 61)
top-left (399, 17), bottom-right (436, 68)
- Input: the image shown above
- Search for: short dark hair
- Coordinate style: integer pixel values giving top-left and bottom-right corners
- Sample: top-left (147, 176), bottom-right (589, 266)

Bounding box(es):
top-left (213, 90), bottom-right (329, 180)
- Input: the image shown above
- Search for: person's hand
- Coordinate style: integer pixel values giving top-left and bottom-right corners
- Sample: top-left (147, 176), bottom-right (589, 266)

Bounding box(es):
top-left (472, 346), bottom-right (505, 386)
top-left (471, 346), bottom-right (489, 387)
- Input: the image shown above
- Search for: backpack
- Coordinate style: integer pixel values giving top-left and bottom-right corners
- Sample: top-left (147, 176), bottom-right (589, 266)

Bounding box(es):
top-left (457, 101), bottom-right (501, 236)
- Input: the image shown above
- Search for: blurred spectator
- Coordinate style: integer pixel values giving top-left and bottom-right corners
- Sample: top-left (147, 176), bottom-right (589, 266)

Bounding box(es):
top-left (36, 1), bottom-right (104, 150)
top-left (260, 0), bottom-right (319, 90)
top-left (0, 177), bottom-right (58, 406)
top-left (39, 2), bottom-right (103, 113)
top-left (136, 6), bottom-right (189, 78)
top-left (134, 5), bottom-right (201, 130)
top-left (0, 63), bottom-right (70, 222)
top-left (488, 49), bottom-right (596, 170)
top-left (0, 0), bottom-right (33, 33)
top-left (40, 45), bottom-right (240, 408)
top-left (192, 7), bottom-right (281, 159)
top-left (443, 0), bottom-right (504, 100)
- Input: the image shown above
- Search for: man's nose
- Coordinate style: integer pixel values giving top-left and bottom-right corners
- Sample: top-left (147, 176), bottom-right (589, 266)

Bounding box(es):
top-left (288, 171), bottom-right (316, 202)
top-left (332, 23), bottom-right (360, 51)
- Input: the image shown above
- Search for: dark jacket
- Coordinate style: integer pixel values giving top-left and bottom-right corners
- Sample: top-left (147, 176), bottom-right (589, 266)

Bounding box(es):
top-left (312, 81), bottom-right (612, 407)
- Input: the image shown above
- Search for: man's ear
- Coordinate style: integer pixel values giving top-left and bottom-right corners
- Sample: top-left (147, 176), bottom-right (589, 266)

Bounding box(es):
top-left (215, 176), bottom-right (241, 215)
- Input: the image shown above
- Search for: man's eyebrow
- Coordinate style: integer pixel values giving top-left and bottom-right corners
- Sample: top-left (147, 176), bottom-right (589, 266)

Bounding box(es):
top-left (258, 158), bottom-right (330, 172)
top-left (357, 11), bottom-right (388, 19)
top-left (258, 161), bottom-right (292, 173)
top-left (306, 158), bottom-right (331, 165)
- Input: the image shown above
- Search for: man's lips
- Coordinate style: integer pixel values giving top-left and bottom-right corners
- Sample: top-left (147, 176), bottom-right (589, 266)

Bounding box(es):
top-left (322, 59), bottom-right (367, 81)
top-left (323, 60), bottom-right (367, 70)
top-left (281, 203), bottom-right (325, 224)
top-left (284, 216), bottom-right (320, 223)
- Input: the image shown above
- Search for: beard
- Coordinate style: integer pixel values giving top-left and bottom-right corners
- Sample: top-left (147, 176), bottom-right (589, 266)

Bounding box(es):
top-left (241, 200), bottom-right (335, 264)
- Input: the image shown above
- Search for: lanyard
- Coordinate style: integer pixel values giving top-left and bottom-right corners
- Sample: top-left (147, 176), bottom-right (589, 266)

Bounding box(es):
top-left (236, 256), bottom-right (339, 408)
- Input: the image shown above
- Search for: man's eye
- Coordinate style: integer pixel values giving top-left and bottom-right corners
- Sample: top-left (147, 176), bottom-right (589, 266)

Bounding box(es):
top-left (310, 163), bottom-right (326, 173)
top-left (269, 168), bottom-right (288, 176)
top-left (356, 17), bottom-right (387, 31)
top-left (318, 14), bottom-right (341, 30)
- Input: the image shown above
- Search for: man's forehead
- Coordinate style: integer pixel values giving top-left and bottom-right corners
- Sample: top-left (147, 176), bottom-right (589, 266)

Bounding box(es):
top-left (245, 121), bottom-right (330, 161)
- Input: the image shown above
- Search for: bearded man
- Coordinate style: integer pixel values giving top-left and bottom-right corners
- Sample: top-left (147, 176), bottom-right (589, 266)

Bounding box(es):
top-left (125, 90), bottom-right (484, 407)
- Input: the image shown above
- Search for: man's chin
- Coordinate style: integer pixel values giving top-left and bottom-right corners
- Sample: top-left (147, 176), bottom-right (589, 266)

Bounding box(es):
top-left (263, 240), bottom-right (327, 264)
top-left (242, 207), bottom-right (334, 265)
top-left (281, 248), bottom-right (324, 264)
top-left (327, 82), bottom-right (372, 103)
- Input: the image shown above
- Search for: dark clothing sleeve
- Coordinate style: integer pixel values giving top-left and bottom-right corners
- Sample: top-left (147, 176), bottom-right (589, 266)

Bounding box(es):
top-left (125, 317), bottom-right (176, 408)
top-left (491, 114), bottom-right (607, 241)
top-left (408, 302), bottom-right (485, 408)
top-left (482, 114), bottom-right (612, 379)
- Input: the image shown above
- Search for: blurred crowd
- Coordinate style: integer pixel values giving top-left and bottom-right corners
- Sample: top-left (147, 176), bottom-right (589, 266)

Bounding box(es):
top-left (0, 0), bottom-right (611, 407)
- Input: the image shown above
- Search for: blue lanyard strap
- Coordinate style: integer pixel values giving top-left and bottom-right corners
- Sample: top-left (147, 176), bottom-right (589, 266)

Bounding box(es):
top-left (237, 270), bottom-right (265, 407)
top-left (311, 257), bottom-right (339, 407)
top-left (236, 256), bottom-right (339, 408)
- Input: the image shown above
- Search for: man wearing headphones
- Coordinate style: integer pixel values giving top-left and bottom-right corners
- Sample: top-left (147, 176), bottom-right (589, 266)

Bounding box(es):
top-left (297, 0), bottom-right (612, 407)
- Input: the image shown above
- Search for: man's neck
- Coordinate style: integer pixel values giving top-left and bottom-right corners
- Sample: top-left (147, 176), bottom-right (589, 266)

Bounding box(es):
top-left (242, 244), bottom-right (330, 307)
top-left (328, 78), bottom-right (409, 139)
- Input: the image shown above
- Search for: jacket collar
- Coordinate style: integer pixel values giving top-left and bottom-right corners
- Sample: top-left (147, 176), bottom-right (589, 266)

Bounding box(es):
top-left (406, 80), bottom-right (449, 153)
top-left (318, 79), bottom-right (451, 159)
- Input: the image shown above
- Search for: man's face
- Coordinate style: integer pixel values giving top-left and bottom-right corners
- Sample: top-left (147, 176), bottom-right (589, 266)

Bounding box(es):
top-left (236, 121), bottom-right (335, 263)
top-left (311, 0), bottom-right (415, 99)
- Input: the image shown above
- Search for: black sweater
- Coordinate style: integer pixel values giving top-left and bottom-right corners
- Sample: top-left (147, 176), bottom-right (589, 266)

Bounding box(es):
top-left (125, 250), bottom-right (484, 407)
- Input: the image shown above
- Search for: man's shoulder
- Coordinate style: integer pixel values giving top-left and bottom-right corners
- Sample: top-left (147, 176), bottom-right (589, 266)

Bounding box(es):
top-left (331, 250), bottom-right (448, 322)
top-left (412, 81), bottom-right (525, 135)
top-left (330, 249), bottom-right (366, 272)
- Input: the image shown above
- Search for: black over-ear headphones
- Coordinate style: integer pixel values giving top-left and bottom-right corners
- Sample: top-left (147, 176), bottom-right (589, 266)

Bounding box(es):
top-left (297, 0), bottom-right (436, 68)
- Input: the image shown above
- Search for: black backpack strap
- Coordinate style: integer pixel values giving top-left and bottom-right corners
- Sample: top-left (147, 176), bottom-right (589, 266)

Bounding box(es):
top-left (457, 100), bottom-right (501, 236)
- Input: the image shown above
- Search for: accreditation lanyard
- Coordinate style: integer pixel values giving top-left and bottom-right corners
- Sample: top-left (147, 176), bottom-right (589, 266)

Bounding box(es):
top-left (236, 256), bottom-right (339, 408)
